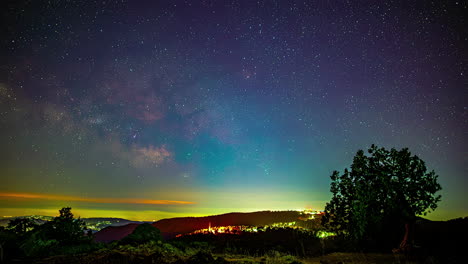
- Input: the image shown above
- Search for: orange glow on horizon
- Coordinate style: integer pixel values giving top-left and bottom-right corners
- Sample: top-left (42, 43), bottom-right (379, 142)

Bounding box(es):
top-left (0, 192), bottom-right (195, 205)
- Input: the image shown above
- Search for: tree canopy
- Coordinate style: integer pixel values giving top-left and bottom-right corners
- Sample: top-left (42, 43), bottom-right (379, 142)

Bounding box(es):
top-left (322, 144), bottom-right (442, 245)
top-left (19, 207), bottom-right (91, 257)
top-left (44, 207), bottom-right (89, 245)
top-left (6, 218), bottom-right (37, 236)
top-left (0, 207), bottom-right (92, 259)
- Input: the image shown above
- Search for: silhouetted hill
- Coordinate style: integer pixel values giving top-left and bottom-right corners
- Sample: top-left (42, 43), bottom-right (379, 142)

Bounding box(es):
top-left (153, 210), bottom-right (301, 233)
top-left (94, 210), bottom-right (302, 242)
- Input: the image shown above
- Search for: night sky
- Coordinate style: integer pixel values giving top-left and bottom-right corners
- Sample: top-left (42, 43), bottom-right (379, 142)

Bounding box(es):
top-left (0, 1), bottom-right (466, 221)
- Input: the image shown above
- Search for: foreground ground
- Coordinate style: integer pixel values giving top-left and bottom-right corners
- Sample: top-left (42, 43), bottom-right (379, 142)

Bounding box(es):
top-left (305, 252), bottom-right (418, 264)
top-left (18, 251), bottom-right (438, 264)
top-left (223, 252), bottom-right (421, 264)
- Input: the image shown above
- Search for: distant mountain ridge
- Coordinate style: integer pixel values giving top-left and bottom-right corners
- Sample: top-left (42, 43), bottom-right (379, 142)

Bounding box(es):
top-left (0, 216), bottom-right (146, 231)
top-left (95, 210), bottom-right (305, 242)
top-left (153, 210), bottom-right (302, 233)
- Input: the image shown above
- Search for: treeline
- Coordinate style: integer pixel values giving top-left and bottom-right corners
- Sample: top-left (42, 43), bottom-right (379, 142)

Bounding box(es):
top-left (174, 228), bottom-right (324, 257)
top-left (0, 207), bottom-right (100, 261)
top-left (0, 207), bottom-right (316, 263)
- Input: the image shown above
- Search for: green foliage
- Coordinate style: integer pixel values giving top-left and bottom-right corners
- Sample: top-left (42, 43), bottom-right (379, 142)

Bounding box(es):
top-left (38, 207), bottom-right (91, 245)
top-left (6, 218), bottom-right (37, 236)
top-left (169, 240), bottom-right (213, 256)
top-left (120, 223), bottom-right (162, 245)
top-left (55, 242), bottom-right (106, 255)
top-left (0, 228), bottom-right (21, 261)
top-left (19, 230), bottom-right (59, 257)
top-left (12, 207), bottom-right (93, 258)
top-left (56, 207), bottom-right (89, 243)
top-left (322, 145), bottom-right (442, 242)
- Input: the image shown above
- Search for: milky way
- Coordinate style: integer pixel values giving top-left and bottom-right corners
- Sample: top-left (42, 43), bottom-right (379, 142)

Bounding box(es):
top-left (0, 1), bottom-right (466, 220)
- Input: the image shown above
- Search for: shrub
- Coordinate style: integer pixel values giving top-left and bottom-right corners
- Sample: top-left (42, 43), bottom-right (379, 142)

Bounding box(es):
top-left (120, 223), bottom-right (162, 245)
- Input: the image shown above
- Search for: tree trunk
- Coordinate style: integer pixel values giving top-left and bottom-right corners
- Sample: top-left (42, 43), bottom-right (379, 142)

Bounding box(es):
top-left (396, 220), bottom-right (416, 254)
top-left (399, 223), bottom-right (410, 249)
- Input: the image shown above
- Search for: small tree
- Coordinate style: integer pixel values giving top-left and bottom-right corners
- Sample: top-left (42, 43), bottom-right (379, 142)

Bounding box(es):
top-left (322, 145), bottom-right (442, 250)
top-left (44, 207), bottom-right (89, 245)
top-left (121, 223), bottom-right (162, 245)
top-left (18, 207), bottom-right (91, 257)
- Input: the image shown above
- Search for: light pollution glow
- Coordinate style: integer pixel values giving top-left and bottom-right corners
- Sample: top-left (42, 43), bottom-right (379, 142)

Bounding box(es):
top-left (0, 192), bottom-right (195, 205)
top-left (0, 189), bottom-right (457, 221)
top-left (0, 208), bottom-right (207, 222)
top-left (0, 189), bottom-right (327, 221)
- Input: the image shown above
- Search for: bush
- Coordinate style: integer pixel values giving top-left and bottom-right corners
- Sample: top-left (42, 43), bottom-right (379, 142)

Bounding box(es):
top-left (120, 223), bottom-right (162, 245)
top-left (20, 230), bottom-right (59, 257)
top-left (0, 228), bottom-right (22, 261)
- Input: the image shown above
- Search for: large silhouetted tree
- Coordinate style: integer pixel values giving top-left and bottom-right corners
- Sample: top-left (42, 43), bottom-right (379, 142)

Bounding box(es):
top-left (322, 144), bottom-right (442, 250)
top-left (39, 207), bottom-right (89, 245)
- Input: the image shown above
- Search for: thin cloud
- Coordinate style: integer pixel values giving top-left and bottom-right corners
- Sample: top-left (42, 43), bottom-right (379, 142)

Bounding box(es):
top-left (0, 192), bottom-right (194, 205)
